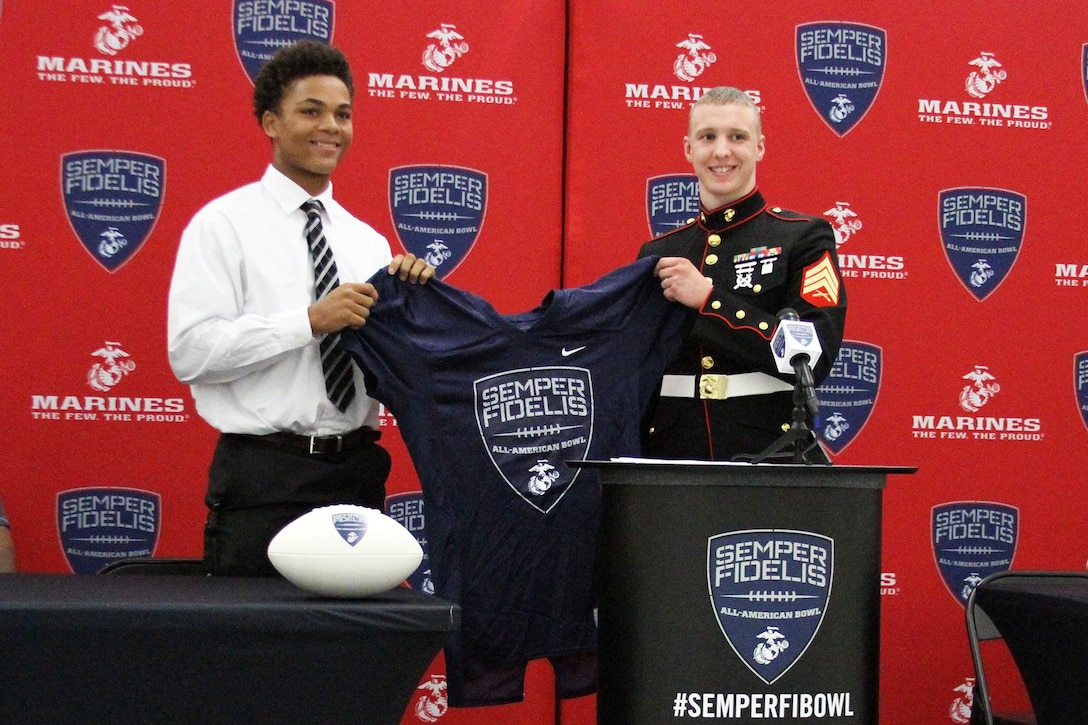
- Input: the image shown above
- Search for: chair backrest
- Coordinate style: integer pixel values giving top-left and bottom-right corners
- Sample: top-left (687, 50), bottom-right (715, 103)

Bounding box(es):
top-left (97, 557), bottom-right (207, 576)
top-left (966, 575), bottom-right (1037, 725)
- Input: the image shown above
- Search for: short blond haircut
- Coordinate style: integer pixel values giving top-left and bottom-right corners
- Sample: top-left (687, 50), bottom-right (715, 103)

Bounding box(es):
top-left (690, 86), bottom-right (762, 136)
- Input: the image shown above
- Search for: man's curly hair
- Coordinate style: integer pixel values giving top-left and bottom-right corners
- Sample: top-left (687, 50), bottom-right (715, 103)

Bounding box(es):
top-left (252, 41), bottom-right (355, 124)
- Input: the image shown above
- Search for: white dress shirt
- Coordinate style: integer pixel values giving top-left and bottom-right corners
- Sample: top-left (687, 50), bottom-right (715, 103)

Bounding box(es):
top-left (167, 166), bottom-right (392, 435)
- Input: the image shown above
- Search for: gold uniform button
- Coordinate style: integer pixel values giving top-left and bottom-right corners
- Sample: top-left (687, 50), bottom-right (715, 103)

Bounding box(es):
top-left (705, 254), bottom-right (718, 265)
top-left (711, 300), bottom-right (722, 310)
top-left (701, 356), bottom-right (715, 370)
top-left (707, 234), bottom-right (721, 247)
top-left (753, 284), bottom-right (762, 293)
top-left (759, 321), bottom-right (769, 331)
top-left (736, 310), bottom-right (746, 319)
top-left (772, 207), bottom-right (782, 213)
top-left (649, 427), bottom-right (656, 434)
top-left (686, 217), bottom-right (696, 224)
top-left (704, 276), bottom-right (713, 285)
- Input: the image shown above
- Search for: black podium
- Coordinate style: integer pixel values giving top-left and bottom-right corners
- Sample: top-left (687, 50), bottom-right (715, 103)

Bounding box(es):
top-left (578, 460), bottom-right (913, 725)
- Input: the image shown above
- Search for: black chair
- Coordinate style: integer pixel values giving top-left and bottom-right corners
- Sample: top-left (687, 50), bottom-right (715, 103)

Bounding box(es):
top-left (968, 570), bottom-right (1088, 725)
top-left (97, 557), bottom-right (207, 575)
top-left (966, 580), bottom-right (1036, 725)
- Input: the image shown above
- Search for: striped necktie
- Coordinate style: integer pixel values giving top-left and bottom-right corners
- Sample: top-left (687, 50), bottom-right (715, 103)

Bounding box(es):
top-left (302, 199), bottom-right (356, 412)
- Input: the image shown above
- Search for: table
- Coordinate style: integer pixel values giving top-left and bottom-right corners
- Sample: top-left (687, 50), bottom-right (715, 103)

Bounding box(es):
top-left (971, 571), bottom-right (1088, 725)
top-left (0, 574), bottom-right (459, 724)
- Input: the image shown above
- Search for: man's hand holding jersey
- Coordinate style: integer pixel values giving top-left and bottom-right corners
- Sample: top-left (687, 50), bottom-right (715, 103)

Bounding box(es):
top-left (309, 253), bottom-right (434, 334)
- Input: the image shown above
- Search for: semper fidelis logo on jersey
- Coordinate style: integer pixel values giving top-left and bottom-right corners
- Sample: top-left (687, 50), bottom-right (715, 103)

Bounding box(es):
top-left (796, 22), bottom-right (886, 137)
top-left (474, 366), bottom-right (593, 514)
top-left (646, 174), bottom-right (699, 237)
top-left (1076, 352), bottom-right (1088, 434)
top-left (389, 165), bottom-right (487, 281)
top-left (931, 501), bottom-right (1018, 607)
top-left (939, 187), bottom-right (1026, 301)
top-left (62, 151), bottom-right (165, 273)
top-left (386, 491), bottom-right (432, 593)
top-left (816, 341), bottom-right (881, 454)
top-left (233, 0), bottom-right (334, 84)
top-left (57, 487), bottom-right (161, 574)
top-left (708, 529), bottom-right (833, 685)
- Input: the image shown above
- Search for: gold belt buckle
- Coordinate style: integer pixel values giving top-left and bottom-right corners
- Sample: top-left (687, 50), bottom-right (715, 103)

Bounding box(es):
top-left (699, 373), bottom-right (729, 400)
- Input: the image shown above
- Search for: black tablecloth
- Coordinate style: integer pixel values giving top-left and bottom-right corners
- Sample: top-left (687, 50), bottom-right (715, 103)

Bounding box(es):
top-left (0, 574), bottom-right (459, 724)
top-left (973, 572), bottom-right (1088, 725)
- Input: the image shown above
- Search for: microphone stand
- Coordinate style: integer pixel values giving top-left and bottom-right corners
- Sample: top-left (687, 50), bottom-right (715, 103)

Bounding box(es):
top-left (749, 379), bottom-right (830, 465)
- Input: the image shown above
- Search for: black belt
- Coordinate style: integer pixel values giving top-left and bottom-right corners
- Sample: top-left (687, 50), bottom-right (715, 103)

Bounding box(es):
top-left (232, 428), bottom-right (381, 456)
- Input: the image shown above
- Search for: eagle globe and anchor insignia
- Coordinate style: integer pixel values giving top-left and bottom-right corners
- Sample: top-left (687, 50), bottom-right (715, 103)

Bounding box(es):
top-left (708, 529), bottom-right (834, 684)
top-left (474, 367), bottom-right (593, 514)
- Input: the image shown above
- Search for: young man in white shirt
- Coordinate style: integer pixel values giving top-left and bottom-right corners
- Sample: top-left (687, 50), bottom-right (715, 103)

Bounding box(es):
top-left (168, 40), bottom-right (432, 575)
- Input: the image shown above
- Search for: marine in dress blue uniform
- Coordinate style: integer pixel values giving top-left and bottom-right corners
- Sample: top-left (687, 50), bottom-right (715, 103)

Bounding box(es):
top-left (338, 256), bottom-right (690, 706)
top-left (638, 188), bottom-right (847, 461)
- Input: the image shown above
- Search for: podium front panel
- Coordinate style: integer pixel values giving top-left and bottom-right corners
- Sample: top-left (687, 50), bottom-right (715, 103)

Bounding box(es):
top-left (590, 463), bottom-right (893, 724)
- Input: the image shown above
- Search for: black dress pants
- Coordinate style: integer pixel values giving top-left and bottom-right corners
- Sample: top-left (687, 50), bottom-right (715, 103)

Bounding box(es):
top-left (203, 433), bottom-right (391, 576)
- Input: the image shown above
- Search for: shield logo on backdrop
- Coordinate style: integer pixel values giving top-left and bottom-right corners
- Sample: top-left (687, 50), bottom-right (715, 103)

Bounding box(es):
top-left (57, 487), bottom-right (161, 574)
top-left (1082, 44), bottom-right (1088, 108)
top-left (708, 529), bottom-right (833, 684)
top-left (796, 22), bottom-right (887, 137)
top-left (932, 501), bottom-right (1018, 607)
top-left (1075, 352), bottom-right (1088, 434)
top-left (389, 165), bottom-right (487, 281)
top-left (61, 151), bottom-right (165, 272)
top-left (939, 187), bottom-right (1026, 302)
top-left (816, 341), bottom-right (881, 454)
top-left (646, 174), bottom-right (699, 237)
top-left (233, 0), bottom-right (334, 84)
top-left (386, 491), bottom-right (432, 593)
top-left (474, 366), bottom-right (593, 514)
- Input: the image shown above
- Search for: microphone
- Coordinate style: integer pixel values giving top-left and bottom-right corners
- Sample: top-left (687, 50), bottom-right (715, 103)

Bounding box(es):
top-left (770, 308), bottom-right (822, 418)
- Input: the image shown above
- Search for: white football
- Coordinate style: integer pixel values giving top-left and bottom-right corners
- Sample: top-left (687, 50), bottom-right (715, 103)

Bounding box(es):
top-left (267, 504), bottom-right (423, 598)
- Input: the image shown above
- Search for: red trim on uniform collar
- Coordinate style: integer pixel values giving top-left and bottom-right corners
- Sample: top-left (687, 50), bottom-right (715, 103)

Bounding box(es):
top-left (699, 189), bottom-right (767, 232)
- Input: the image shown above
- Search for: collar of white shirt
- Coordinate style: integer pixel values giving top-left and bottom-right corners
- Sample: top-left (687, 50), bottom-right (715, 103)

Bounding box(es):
top-left (261, 165), bottom-right (336, 219)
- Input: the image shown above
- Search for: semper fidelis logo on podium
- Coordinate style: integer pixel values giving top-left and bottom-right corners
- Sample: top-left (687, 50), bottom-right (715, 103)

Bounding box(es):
top-left (708, 529), bottom-right (834, 684)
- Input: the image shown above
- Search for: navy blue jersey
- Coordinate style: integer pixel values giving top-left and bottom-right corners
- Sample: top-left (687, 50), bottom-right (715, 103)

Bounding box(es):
top-left (339, 256), bottom-right (690, 706)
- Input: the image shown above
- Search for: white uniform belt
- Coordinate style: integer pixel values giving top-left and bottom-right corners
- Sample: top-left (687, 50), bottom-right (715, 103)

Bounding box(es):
top-left (659, 372), bottom-right (793, 400)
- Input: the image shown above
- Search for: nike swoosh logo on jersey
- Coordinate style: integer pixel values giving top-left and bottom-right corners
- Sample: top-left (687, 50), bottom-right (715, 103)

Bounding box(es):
top-left (561, 346), bottom-right (587, 357)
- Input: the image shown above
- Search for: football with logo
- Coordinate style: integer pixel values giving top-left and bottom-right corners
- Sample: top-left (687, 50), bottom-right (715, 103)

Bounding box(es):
top-left (267, 504), bottom-right (423, 598)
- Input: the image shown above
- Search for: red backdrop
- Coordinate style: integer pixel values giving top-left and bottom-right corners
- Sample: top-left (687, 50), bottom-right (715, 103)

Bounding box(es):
top-left (1, 1), bottom-right (1086, 723)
